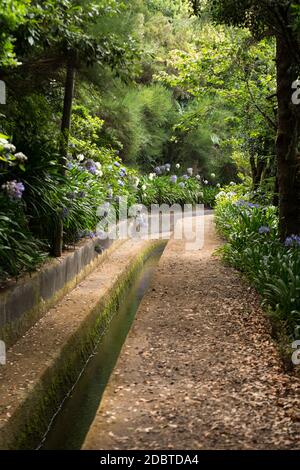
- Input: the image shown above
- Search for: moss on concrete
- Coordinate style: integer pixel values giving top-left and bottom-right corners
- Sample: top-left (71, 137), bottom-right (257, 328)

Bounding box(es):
top-left (0, 239), bottom-right (124, 348)
top-left (0, 240), bottom-right (164, 450)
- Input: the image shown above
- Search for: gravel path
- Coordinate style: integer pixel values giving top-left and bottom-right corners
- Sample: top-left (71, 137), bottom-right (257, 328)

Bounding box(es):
top-left (83, 214), bottom-right (300, 450)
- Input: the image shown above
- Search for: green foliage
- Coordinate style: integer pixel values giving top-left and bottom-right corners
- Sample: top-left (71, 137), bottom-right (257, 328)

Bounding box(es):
top-left (215, 189), bottom-right (300, 334)
top-left (170, 96), bottom-right (237, 182)
top-left (0, 195), bottom-right (46, 281)
top-left (0, 0), bottom-right (290, 289)
top-left (0, 0), bottom-right (28, 66)
top-left (208, 0), bottom-right (300, 40)
top-left (147, 0), bottom-right (192, 17)
top-left (138, 168), bottom-right (219, 208)
top-left (3, 92), bottom-right (60, 160)
top-left (156, 22), bottom-right (277, 186)
top-left (138, 175), bottom-right (202, 206)
top-left (17, 0), bottom-right (124, 65)
top-left (98, 84), bottom-right (177, 167)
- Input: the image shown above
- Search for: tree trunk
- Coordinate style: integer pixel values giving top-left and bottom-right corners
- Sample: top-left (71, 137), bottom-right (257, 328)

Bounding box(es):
top-left (60, 61), bottom-right (76, 167)
top-left (273, 175), bottom-right (279, 207)
top-left (51, 216), bottom-right (64, 258)
top-left (52, 61), bottom-right (76, 257)
top-left (250, 154), bottom-right (266, 190)
top-left (276, 35), bottom-right (300, 240)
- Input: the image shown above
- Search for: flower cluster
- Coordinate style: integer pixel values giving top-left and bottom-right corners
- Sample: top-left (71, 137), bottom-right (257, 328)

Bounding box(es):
top-left (119, 167), bottom-right (127, 178)
top-left (151, 163), bottom-right (222, 191)
top-left (0, 137), bottom-right (28, 167)
top-left (0, 138), bottom-right (16, 154)
top-left (285, 235), bottom-right (300, 248)
top-left (14, 152), bottom-right (28, 163)
top-left (235, 200), bottom-right (260, 209)
top-left (258, 226), bottom-right (271, 235)
top-left (85, 159), bottom-right (98, 175)
top-left (216, 190), bottom-right (237, 201)
top-left (2, 180), bottom-right (25, 200)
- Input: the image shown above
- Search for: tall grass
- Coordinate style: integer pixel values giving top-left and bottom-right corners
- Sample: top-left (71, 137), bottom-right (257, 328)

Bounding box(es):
top-left (215, 189), bottom-right (300, 334)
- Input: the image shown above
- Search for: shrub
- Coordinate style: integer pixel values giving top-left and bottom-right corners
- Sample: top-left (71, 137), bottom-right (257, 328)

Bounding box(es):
top-left (0, 195), bottom-right (46, 282)
top-left (215, 188), bottom-right (300, 334)
top-left (138, 165), bottom-right (219, 208)
top-left (98, 83), bottom-right (177, 167)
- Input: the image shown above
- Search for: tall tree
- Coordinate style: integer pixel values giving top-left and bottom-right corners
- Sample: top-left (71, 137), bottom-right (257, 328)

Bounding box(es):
top-left (193, 0), bottom-right (300, 240)
top-left (10, 0), bottom-right (132, 256)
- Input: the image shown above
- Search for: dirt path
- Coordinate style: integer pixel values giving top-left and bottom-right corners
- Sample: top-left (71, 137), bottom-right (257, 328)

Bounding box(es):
top-left (83, 214), bottom-right (300, 450)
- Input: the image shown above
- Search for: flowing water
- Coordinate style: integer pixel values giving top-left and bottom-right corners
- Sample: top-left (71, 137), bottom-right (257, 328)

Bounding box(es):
top-left (39, 244), bottom-right (165, 450)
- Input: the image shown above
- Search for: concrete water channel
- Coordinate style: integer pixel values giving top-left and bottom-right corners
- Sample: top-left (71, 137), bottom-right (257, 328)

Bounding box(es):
top-left (38, 244), bottom-right (166, 450)
top-left (0, 211), bottom-right (205, 449)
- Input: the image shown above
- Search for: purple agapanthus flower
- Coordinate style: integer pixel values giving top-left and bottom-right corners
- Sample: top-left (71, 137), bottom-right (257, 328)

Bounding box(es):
top-left (154, 166), bottom-right (161, 175)
top-left (87, 231), bottom-right (96, 239)
top-left (85, 159), bottom-right (97, 175)
top-left (179, 182), bottom-right (185, 188)
top-left (66, 162), bottom-right (73, 170)
top-left (170, 175), bottom-right (177, 184)
top-left (182, 175), bottom-right (189, 180)
top-left (2, 180), bottom-right (25, 200)
top-left (259, 226), bottom-right (270, 234)
top-left (235, 200), bottom-right (247, 207)
top-left (285, 235), bottom-right (300, 248)
top-left (62, 207), bottom-right (70, 220)
top-left (235, 200), bottom-right (260, 209)
top-left (118, 179), bottom-right (125, 187)
top-left (114, 161), bottom-right (121, 168)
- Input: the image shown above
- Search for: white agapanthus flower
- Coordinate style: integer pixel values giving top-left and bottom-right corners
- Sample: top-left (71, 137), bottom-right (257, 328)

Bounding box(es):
top-left (196, 175), bottom-right (201, 181)
top-left (211, 173), bottom-right (216, 179)
top-left (0, 137), bottom-right (8, 146)
top-left (4, 143), bottom-right (16, 153)
top-left (142, 184), bottom-right (147, 191)
top-left (133, 177), bottom-right (140, 188)
top-left (148, 173), bottom-right (156, 181)
top-left (14, 152), bottom-right (28, 163)
top-left (175, 163), bottom-right (180, 169)
top-left (216, 183), bottom-right (221, 188)
top-left (0, 138), bottom-right (17, 155)
top-left (95, 162), bottom-right (102, 169)
top-left (230, 181), bottom-right (235, 186)
top-left (204, 180), bottom-right (209, 185)
top-left (77, 154), bottom-right (85, 162)
top-left (215, 191), bottom-right (226, 199)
